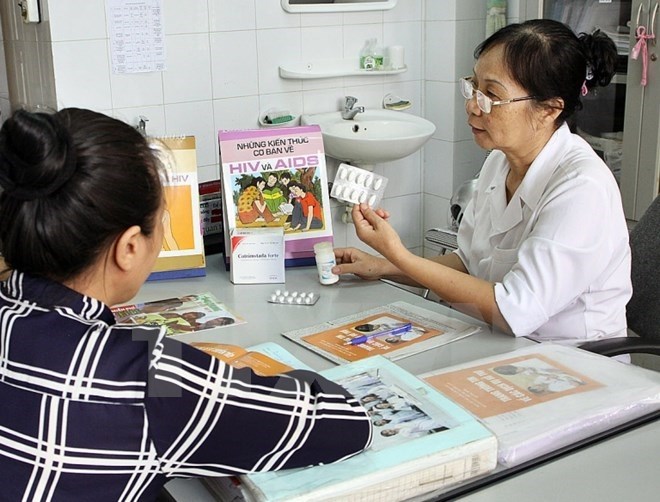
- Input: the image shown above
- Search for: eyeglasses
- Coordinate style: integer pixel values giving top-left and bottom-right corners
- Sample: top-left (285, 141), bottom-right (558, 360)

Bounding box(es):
top-left (459, 76), bottom-right (536, 114)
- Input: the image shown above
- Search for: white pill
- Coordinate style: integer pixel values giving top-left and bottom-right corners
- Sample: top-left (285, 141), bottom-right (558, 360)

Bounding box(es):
top-left (308, 293), bottom-right (315, 300)
top-left (283, 290), bottom-right (289, 296)
top-left (369, 194), bottom-right (377, 206)
top-left (278, 295), bottom-right (285, 302)
top-left (350, 189), bottom-right (361, 203)
top-left (363, 174), bottom-right (373, 188)
top-left (275, 289), bottom-right (281, 296)
top-left (356, 172), bottom-right (366, 184)
top-left (296, 297), bottom-right (303, 304)
top-left (359, 191), bottom-right (368, 203)
top-left (334, 185), bottom-right (344, 198)
top-left (348, 170), bottom-right (357, 182)
top-left (374, 178), bottom-right (383, 190)
top-left (287, 296), bottom-right (293, 303)
top-left (338, 167), bottom-right (347, 180)
top-left (305, 297), bottom-right (312, 304)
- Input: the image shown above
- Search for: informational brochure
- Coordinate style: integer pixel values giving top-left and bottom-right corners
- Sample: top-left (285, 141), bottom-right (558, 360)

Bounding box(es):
top-left (190, 341), bottom-right (313, 377)
top-left (422, 344), bottom-right (660, 467)
top-left (112, 292), bottom-right (245, 336)
top-left (218, 125), bottom-right (333, 267)
top-left (235, 356), bottom-right (497, 502)
top-left (148, 135), bottom-right (206, 280)
top-left (282, 301), bottom-right (481, 365)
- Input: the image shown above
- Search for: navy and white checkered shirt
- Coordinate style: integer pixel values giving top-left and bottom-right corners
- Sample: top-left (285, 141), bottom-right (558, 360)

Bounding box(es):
top-left (0, 272), bottom-right (372, 501)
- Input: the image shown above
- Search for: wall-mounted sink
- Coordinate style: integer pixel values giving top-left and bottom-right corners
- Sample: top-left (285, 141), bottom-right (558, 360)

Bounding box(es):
top-left (300, 109), bottom-right (436, 165)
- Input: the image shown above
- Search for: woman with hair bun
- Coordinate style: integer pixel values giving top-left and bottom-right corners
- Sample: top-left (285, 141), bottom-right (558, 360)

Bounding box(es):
top-left (334, 19), bottom-right (631, 345)
top-left (0, 108), bottom-right (371, 500)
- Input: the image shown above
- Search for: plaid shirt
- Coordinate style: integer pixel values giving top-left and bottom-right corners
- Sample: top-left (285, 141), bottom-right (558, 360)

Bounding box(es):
top-left (0, 272), bottom-right (372, 501)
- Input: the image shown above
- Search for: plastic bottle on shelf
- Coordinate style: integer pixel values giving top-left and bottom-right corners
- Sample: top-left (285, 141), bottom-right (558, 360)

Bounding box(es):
top-left (359, 38), bottom-right (376, 70)
top-left (372, 40), bottom-right (384, 70)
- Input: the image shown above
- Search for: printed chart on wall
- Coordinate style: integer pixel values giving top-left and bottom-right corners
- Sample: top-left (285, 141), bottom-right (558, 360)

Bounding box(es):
top-left (219, 125), bottom-right (333, 267)
top-left (282, 301), bottom-right (482, 365)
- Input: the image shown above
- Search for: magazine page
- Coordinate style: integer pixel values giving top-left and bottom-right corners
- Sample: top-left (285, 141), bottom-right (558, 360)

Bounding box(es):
top-left (421, 344), bottom-right (660, 467)
top-left (219, 125), bottom-right (333, 267)
top-left (112, 292), bottom-right (245, 336)
top-left (241, 356), bottom-right (496, 502)
top-left (281, 301), bottom-right (481, 365)
top-left (189, 341), bottom-right (313, 376)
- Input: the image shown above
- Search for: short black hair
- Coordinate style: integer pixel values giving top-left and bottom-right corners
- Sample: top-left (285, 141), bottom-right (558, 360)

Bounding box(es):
top-left (475, 19), bottom-right (618, 124)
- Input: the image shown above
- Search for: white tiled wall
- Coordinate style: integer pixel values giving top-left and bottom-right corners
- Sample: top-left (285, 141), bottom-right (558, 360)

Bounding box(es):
top-left (422, 0), bottom-right (487, 254)
top-left (0, 0), bottom-right (501, 255)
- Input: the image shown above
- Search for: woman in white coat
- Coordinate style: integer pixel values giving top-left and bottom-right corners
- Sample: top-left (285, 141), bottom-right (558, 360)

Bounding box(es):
top-left (333, 19), bottom-right (631, 344)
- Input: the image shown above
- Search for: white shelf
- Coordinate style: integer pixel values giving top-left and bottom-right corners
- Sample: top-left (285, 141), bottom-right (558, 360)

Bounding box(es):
top-left (279, 59), bottom-right (407, 80)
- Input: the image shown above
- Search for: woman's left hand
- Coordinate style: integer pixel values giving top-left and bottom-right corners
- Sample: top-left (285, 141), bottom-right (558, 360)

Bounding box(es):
top-left (352, 204), bottom-right (403, 258)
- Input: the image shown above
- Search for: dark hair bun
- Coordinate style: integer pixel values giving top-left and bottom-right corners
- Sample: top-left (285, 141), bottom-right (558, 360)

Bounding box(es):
top-left (0, 109), bottom-right (76, 201)
top-left (579, 29), bottom-right (619, 88)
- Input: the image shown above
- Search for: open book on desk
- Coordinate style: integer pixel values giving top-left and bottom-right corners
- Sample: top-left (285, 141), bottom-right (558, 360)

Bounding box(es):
top-left (282, 301), bottom-right (481, 365)
top-left (421, 343), bottom-right (660, 467)
top-left (205, 355), bottom-right (497, 502)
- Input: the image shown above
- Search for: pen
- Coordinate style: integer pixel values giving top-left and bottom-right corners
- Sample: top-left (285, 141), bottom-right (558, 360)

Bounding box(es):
top-left (344, 323), bottom-right (413, 346)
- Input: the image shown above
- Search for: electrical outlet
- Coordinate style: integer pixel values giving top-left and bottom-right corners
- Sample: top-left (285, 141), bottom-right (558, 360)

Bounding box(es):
top-left (18, 0), bottom-right (40, 24)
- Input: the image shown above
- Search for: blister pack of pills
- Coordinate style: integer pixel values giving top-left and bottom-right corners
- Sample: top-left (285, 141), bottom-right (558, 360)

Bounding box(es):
top-left (330, 163), bottom-right (388, 207)
top-left (268, 289), bottom-right (319, 306)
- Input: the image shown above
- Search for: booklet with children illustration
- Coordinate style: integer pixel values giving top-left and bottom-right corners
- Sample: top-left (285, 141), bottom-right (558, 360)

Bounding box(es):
top-left (190, 341), bottom-right (312, 377)
top-left (421, 343), bottom-right (660, 467)
top-left (218, 125), bottom-right (334, 268)
top-left (112, 292), bottom-right (245, 336)
top-left (281, 301), bottom-right (481, 365)
top-left (208, 355), bottom-right (497, 502)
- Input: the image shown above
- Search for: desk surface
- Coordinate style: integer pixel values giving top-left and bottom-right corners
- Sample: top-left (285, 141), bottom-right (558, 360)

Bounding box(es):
top-left (137, 259), bottom-right (660, 501)
top-left (136, 259), bottom-right (532, 375)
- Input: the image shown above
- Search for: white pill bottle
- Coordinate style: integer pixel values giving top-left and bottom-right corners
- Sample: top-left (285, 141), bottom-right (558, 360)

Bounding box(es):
top-left (313, 241), bottom-right (339, 285)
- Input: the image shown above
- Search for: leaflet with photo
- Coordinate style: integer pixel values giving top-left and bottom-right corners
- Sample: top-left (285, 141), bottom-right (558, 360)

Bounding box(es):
top-left (112, 292), bottom-right (245, 337)
top-left (421, 343), bottom-right (660, 467)
top-left (190, 341), bottom-right (313, 377)
top-left (234, 356), bottom-right (497, 502)
top-left (281, 301), bottom-right (481, 365)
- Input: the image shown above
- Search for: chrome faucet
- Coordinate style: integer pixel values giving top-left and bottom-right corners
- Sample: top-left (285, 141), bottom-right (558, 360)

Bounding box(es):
top-left (342, 96), bottom-right (365, 120)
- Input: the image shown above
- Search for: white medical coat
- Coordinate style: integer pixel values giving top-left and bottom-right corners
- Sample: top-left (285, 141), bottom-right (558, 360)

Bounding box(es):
top-left (456, 123), bottom-right (631, 342)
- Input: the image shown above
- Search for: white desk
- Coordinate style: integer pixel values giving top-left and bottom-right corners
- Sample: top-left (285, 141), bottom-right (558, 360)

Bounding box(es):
top-left (136, 258), bottom-right (660, 501)
top-left (136, 258), bottom-right (531, 375)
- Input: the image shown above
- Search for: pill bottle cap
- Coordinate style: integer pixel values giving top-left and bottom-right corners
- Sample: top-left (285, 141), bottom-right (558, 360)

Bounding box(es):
top-left (313, 241), bottom-right (333, 254)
